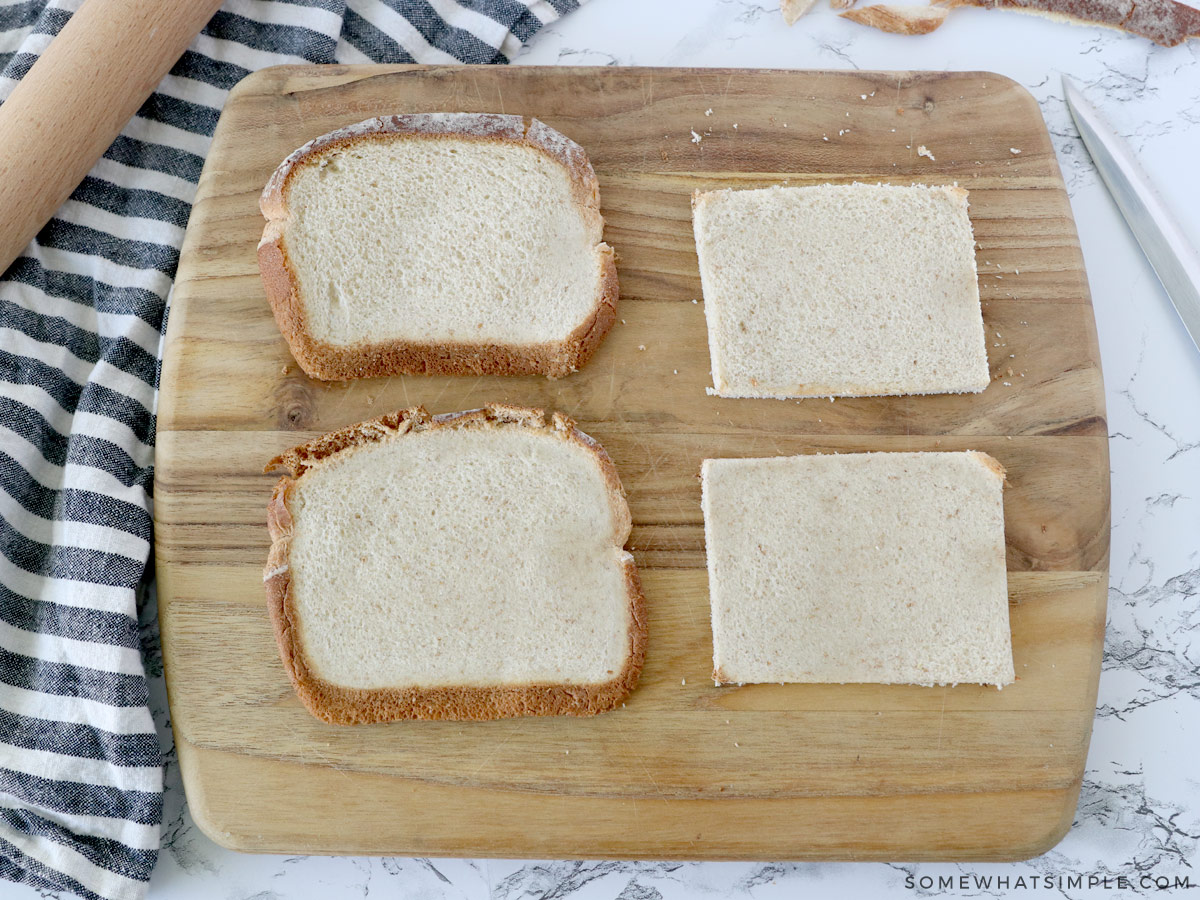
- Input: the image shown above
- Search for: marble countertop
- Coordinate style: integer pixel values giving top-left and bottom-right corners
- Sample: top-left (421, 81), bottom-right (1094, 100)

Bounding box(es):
top-left (31, 2), bottom-right (1200, 898)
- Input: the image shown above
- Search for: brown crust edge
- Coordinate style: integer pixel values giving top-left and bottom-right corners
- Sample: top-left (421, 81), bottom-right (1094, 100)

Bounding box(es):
top-left (257, 113), bottom-right (618, 381)
top-left (934, 0), bottom-right (1200, 47)
top-left (264, 404), bottom-right (646, 723)
top-left (840, 4), bottom-right (951, 34)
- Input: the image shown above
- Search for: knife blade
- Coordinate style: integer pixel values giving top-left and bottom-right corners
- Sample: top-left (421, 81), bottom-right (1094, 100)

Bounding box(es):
top-left (1063, 75), bottom-right (1200, 355)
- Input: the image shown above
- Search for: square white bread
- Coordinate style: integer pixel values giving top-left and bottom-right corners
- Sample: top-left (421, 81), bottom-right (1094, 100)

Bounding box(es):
top-left (264, 405), bottom-right (646, 723)
top-left (259, 114), bottom-right (618, 381)
top-left (702, 451), bottom-right (1013, 687)
top-left (693, 183), bottom-right (990, 398)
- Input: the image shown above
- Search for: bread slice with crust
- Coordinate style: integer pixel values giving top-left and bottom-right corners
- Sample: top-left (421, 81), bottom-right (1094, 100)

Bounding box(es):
top-left (258, 114), bottom-right (618, 381)
top-left (264, 404), bottom-right (646, 723)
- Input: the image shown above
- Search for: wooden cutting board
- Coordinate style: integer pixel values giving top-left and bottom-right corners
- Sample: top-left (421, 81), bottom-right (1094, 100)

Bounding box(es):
top-left (155, 65), bottom-right (1109, 861)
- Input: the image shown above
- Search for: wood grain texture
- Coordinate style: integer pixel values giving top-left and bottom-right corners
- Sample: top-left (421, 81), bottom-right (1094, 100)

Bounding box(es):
top-left (155, 65), bottom-right (1109, 860)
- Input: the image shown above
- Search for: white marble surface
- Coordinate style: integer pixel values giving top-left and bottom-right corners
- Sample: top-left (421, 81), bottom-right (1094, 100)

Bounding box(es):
top-left (30, 3), bottom-right (1200, 898)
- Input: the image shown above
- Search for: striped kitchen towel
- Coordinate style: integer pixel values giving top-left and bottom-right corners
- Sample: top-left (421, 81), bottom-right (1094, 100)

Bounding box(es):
top-left (0, 1), bottom-right (582, 898)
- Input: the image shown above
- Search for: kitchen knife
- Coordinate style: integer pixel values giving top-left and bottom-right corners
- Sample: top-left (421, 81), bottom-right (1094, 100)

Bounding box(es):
top-left (1063, 75), bottom-right (1200, 354)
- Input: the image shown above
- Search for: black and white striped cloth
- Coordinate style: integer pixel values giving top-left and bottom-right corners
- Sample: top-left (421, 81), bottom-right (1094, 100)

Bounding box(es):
top-left (0, 2), bottom-right (580, 897)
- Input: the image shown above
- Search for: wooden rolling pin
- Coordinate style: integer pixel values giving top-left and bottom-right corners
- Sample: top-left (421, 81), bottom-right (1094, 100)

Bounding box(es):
top-left (0, 0), bottom-right (225, 278)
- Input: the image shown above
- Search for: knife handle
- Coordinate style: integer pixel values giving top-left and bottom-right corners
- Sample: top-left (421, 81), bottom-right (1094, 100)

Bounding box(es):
top-left (0, 0), bottom-right (224, 279)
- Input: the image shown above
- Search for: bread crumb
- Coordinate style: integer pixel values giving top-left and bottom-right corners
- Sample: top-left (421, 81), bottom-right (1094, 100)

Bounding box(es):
top-left (280, 365), bottom-right (290, 375)
top-left (691, 130), bottom-right (702, 144)
top-left (1010, 148), bottom-right (1022, 155)
top-left (682, 677), bottom-right (687, 685)
top-left (705, 108), bottom-right (713, 116)
top-left (692, 298), bottom-right (698, 304)
top-left (733, 123), bottom-right (738, 130)
top-left (725, 720), bottom-right (730, 724)
top-left (564, 749), bottom-right (569, 755)
top-left (673, 369), bottom-right (679, 375)
top-left (917, 144), bottom-right (936, 161)
top-left (638, 344), bottom-right (646, 351)
top-left (1003, 381), bottom-right (1012, 386)
top-left (823, 135), bottom-right (829, 141)
top-left (733, 742), bottom-right (740, 747)
top-left (620, 319), bottom-right (626, 324)
top-left (861, 94), bottom-right (868, 100)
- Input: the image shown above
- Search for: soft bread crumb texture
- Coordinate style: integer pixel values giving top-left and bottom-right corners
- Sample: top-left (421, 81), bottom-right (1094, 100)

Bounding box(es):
top-left (702, 451), bottom-right (1014, 687)
top-left (693, 183), bottom-right (990, 398)
top-left (285, 419), bottom-right (634, 690)
top-left (281, 134), bottom-right (606, 346)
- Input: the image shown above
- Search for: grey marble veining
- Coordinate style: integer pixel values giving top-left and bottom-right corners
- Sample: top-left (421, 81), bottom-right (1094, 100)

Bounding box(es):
top-left (18, 3), bottom-right (1200, 898)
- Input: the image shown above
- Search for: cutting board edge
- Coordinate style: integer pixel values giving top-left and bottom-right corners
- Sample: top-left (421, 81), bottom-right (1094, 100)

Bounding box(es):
top-left (176, 735), bottom-right (1081, 862)
top-left (157, 63), bottom-right (1109, 862)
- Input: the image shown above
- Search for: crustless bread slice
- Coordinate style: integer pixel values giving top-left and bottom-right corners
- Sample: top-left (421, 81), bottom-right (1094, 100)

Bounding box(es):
top-left (693, 183), bottom-right (990, 399)
top-left (264, 405), bottom-right (645, 723)
top-left (259, 114), bottom-right (618, 380)
top-left (702, 451), bottom-right (1013, 687)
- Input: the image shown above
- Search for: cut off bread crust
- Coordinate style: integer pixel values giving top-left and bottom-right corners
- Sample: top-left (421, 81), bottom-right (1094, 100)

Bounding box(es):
top-left (263, 404), bottom-right (647, 723)
top-left (935, 0), bottom-right (1199, 46)
top-left (258, 114), bottom-right (619, 381)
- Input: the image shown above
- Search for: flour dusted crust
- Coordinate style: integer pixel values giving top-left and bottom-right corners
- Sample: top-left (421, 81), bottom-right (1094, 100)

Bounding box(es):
top-left (263, 404), bottom-right (646, 723)
top-left (935, 0), bottom-right (1200, 46)
top-left (258, 114), bottom-right (619, 380)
